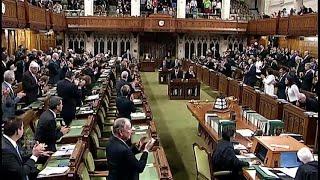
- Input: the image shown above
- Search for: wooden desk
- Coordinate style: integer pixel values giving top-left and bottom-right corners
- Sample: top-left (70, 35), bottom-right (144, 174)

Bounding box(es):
top-left (283, 103), bottom-right (317, 146)
top-left (202, 66), bottom-right (210, 85)
top-left (168, 79), bottom-right (200, 100)
top-left (228, 79), bottom-right (243, 105)
top-left (209, 69), bottom-right (219, 91)
top-left (258, 93), bottom-right (286, 120)
top-left (187, 102), bottom-right (256, 151)
top-left (37, 140), bottom-right (86, 179)
top-left (158, 69), bottom-right (171, 84)
top-left (139, 61), bottom-right (156, 72)
top-left (242, 86), bottom-right (261, 111)
top-left (218, 73), bottom-right (229, 96)
top-left (195, 64), bottom-right (203, 82)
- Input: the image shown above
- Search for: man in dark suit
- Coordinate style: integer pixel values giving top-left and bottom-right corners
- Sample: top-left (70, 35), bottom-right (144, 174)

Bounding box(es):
top-left (295, 147), bottom-right (318, 180)
top-left (35, 96), bottom-right (70, 152)
top-left (116, 71), bottom-right (133, 97)
top-left (243, 59), bottom-right (257, 87)
top-left (22, 61), bottom-right (41, 105)
top-left (57, 71), bottom-right (84, 125)
top-left (159, 57), bottom-right (172, 70)
top-left (300, 63), bottom-right (314, 91)
top-left (297, 93), bottom-right (319, 112)
top-left (170, 66), bottom-right (184, 80)
top-left (48, 54), bottom-right (61, 84)
top-left (106, 118), bottom-right (155, 180)
top-left (277, 67), bottom-right (288, 99)
top-left (184, 65), bottom-right (196, 79)
top-left (15, 55), bottom-right (28, 83)
top-left (122, 49), bottom-right (132, 61)
top-left (116, 85), bottom-right (136, 120)
top-left (2, 117), bottom-right (48, 180)
top-left (2, 70), bottom-right (26, 120)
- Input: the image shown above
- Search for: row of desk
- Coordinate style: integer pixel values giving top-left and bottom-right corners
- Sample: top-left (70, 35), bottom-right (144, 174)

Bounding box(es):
top-left (14, 65), bottom-right (173, 179)
top-left (182, 60), bottom-right (318, 148)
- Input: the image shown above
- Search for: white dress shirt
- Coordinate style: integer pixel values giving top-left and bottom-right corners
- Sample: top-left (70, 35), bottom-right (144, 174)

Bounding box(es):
top-left (286, 84), bottom-right (300, 102)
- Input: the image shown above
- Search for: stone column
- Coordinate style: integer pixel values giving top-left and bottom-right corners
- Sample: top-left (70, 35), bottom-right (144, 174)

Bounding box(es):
top-left (131, 33), bottom-right (139, 60)
top-left (219, 39), bottom-right (228, 56)
top-left (86, 34), bottom-right (94, 55)
top-left (84, 0), bottom-right (94, 16)
top-left (131, 0), bottom-right (140, 16)
top-left (177, 0), bottom-right (186, 18)
top-left (221, 0), bottom-right (231, 20)
top-left (177, 35), bottom-right (185, 59)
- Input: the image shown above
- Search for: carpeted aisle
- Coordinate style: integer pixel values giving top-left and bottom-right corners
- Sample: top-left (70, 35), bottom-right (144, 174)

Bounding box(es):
top-left (140, 72), bottom-right (217, 180)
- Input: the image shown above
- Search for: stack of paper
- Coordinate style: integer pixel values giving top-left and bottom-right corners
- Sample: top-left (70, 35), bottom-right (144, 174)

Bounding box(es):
top-left (274, 167), bottom-right (298, 178)
top-left (133, 99), bottom-right (142, 105)
top-left (234, 143), bottom-right (247, 150)
top-left (131, 112), bottom-right (146, 120)
top-left (236, 129), bottom-right (254, 137)
top-left (85, 94), bottom-right (100, 101)
top-left (38, 167), bottom-right (69, 176)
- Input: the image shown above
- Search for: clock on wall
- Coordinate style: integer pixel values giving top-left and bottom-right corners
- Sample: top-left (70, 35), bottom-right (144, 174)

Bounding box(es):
top-left (158, 20), bottom-right (165, 27)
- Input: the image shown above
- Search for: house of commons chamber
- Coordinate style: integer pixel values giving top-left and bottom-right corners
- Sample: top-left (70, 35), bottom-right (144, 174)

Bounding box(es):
top-left (0, 0), bottom-right (319, 179)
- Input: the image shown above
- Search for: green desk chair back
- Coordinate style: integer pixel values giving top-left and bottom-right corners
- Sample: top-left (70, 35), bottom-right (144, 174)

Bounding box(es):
top-left (193, 143), bottom-right (212, 180)
top-left (83, 149), bottom-right (96, 172)
top-left (90, 130), bottom-right (107, 158)
top-left (78, 163), bottom-right (107, 180)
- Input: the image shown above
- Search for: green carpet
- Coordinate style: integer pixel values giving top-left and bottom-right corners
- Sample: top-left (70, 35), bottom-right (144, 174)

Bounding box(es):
top-left (140, 72), bottom-right (217, 180)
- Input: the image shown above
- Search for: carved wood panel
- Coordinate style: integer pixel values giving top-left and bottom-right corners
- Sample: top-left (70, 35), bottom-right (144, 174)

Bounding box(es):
top-left (228, 79), bottom-right (242, 104)
top-left (202, 67), bottom-right (210, 86)
top-left (218, 74), bottom-right (229, 96)
top-left (242, 85), bottom-right (260, 111)
top-left (195, 64), bottom-right (203, 82)
top-left (209, 70), bottom-right (219, 91)
top-left (27, 4), bottom-right (47, 30)
top-left (288, 14), bottom-right (318, 36)
top-left (258, 94), bottom-right (283, 120)
top-left (2, 0), bottom-right (18, 28)
top-left (278, 17), bottom-right (289, 35)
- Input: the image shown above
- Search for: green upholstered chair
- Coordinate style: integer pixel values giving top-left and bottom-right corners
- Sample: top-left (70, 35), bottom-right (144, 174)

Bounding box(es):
top-left (193, 143), bottom-right (232, 180)
top-left (83, 149), bottom-right (108, 179)
top-left (90, 130), bottom-right (107, 159)
top-left (193, 143), bottom-right (212, 180)
top-left (93, 124), bottom-right (109, 147)
top-left (78, 162), bottom-right (107, 180)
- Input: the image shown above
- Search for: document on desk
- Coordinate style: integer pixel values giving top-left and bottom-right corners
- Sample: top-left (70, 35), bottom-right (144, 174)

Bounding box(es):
top-left (260, 166), bottom-right (279, 178)
top-left (131, 112), bottom-right (146, 120)
top-left (133, 99), bottom-right (142, 105)
top-left (38, 167), bottom-right (69, 176)
top-left (236, 129), bottom-right (254, 137)
top-left (274, 167), bottom-right (298, 178)
top-left (52, 149), bottom-right (73, 157)
top-left (85, 94), bottom-right (100, 101)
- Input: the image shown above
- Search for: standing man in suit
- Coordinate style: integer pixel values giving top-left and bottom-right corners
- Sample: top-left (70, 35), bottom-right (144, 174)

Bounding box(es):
top-left (2, 117), bottom-right (48, 180)
top-left (243, 59), bottom-right (257, 87)
top-left (106, 118), bottom-right (155, 180)
top-left (57, 71), bottom-right (84, 125)
top-left (116, 71), bottom-right (133, 97)
top-left (35, 96), bottom-right (70, 152)
top-left (171, 58), bottom-right (182, 69)
top-left (2, 70), bottom-right (26, 120)
top-left (159, 57), bottom-right (172, 70)
top-left (184, 65), bottom-right (196, 79)
top-left (122, 49), bottom-right (132, 61)
top-left (15, 55), bottom-right (29, 83)
top-left (300, 63), bottom-right (314, 91)
top-left (277, 67), bottom-right (288, 99)
top-left (48, 53), bottom-right (60, 84)
top-left (170, 66), bottom-right (183, 80)
top-left (116, 85), bottom-right (136, 120)
top-left (22, 61), bottom-right (41, 105)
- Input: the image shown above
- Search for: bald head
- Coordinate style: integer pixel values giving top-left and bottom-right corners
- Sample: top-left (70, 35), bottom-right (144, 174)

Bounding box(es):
top-left (297, 147), bottom-right (314, 164)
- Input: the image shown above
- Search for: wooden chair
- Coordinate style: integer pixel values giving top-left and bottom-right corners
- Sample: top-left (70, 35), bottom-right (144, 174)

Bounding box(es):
top-left (193, 143), bottom-right (232, 180)
top-left (78, 162), bottom-right (107, 180)
top-left (83, 149), bottom-right (108, 177)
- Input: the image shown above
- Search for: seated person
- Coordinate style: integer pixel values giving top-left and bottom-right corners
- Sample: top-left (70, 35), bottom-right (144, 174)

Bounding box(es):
top-left (116, 85), bottom-right (136, 120)
top-left (35, 96), bottom-right (70, 152)
top-left (170, 66), bottom-right (183, 80)
top-left (212, 126), bottom-right (258, 179)
top-left (295, 147), bottom-right (318, 180)
top-left (184, 65), bottom-right (196, 79)
top-left (297, 93), bottom-right (319, 112)
top-left (106, 118), bottom-right (155, 180)
top-left (159, 57), bottom-right (172, 70)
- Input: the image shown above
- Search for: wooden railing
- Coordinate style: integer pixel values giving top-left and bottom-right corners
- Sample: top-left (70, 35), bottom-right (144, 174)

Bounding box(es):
top-left (2, 1), bottom-right (66, 31)
top-left (247, 14), bottom-right (318, 36)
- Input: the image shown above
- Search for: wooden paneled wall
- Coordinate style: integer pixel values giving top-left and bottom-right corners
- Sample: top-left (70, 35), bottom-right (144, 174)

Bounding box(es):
top-left (278, 37), bottom-right (318, 57)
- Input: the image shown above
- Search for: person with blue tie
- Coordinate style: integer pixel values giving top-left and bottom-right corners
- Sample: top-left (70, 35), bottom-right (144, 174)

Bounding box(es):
top-left (2, 70), bottom-right (26, 120)
top-left (2, 117), bottom-right (50, 180)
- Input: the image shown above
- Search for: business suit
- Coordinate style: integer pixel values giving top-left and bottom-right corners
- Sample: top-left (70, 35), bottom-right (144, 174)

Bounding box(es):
top-left (35, 110), bottom-right (63, 152)
top-left (170, 70), bottom-right (183, 80)
top-left (116, 96), bottom-right (136, 120)
top-left (301, 70), bottom-right (314, 91)
top-left (2, 82), bottom-right (22, 120)
top-left (212, 139), bottom-right (249, 180)
top-left (116, 79), bottom-right (133, 97)
top-left (277, 73), bottom-right (287, 99)
top-left (48, 60), bottom-right (60, 84)
top-left (243, 64), bottom-right (256, 87)
top-left (15, 60), bottom-right (27, 83)
top-left (159, 60), bottom-right (171, 69)
top-left (184, 71), bottom-right (196, 79)
top-left (1, 135), bottom-right (38, 180)
top-left (295, 161), bottom-right (318, 180)
top-left (106, 136), bottom-right (148, 180)
top-left (22, 71), bottom-right (41, 105)
top-left (57, 79), bottom-right (82, 125)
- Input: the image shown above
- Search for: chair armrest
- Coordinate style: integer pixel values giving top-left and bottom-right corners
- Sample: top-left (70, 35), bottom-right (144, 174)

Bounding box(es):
top-left (213, 171), bottom-right (233, 177)
top-left (89, 171), bottom-right (109, 177)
